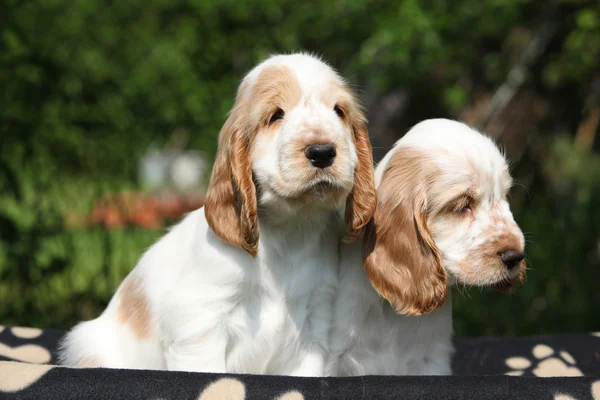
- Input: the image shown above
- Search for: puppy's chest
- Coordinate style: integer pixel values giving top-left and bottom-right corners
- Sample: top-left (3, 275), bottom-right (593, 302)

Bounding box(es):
top-left (226, 242), bottom-right (337, 372)
top-left (338, 302), bottom-right (454, 375)
top-left (231, 257), bottom-right (331, 338)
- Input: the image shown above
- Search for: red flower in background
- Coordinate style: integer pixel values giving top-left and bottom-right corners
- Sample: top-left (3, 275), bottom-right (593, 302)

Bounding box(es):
top-left (88, 191), bottom-right (205, 229)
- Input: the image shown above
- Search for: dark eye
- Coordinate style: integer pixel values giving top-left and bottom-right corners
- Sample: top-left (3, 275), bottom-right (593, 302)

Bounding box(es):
top-left (457, 204), bottom-right (472, 214)
top-left (269, 108), bottom-right (284, 124)
top-left (452, 196), bottom-right (474, 214)
top-left (334, 105), bottom-right (344, 118)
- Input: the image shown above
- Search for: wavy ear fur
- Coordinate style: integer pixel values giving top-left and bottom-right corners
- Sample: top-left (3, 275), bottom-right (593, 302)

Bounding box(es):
top-left (343, 101), bottom-right (376, 242)
top-left (362, 148), bottom-right (447, 315)
top-left (204, 103), bottom-right (258, 257)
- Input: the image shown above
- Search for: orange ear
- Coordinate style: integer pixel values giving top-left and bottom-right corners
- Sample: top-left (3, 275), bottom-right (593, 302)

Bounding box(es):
top-left (343, 104), bottom-right (376, 243)
top-left (362, 149), bottom-right (447, 315)
top-left (204, 110), bottom-right (259, 257)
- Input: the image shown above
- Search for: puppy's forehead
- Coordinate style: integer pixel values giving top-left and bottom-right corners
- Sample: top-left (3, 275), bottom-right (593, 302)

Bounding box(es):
top-left (401, 119), bottom-right (508, 171)
top-left (381, 119), bottom-right (513, 200)
top-left (243, 53), bottom-right (344, 97)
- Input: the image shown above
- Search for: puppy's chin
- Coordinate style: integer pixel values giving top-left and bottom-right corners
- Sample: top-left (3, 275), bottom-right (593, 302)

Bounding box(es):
top-left (491, 261), bottom-right (526, 293)
top-left (448, 260), bottom-right (525, 294)
top-left (257, 178), bottom-right (351, 213)
top-left (269, 171), bottom-right (352, 199)
top-left (490, 277), bottom-right (520, 293)
top-left (283, 180), bottom-right (350, 207)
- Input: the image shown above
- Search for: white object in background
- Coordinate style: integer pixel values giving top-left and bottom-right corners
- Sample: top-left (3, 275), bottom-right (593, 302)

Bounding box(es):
top-left (169, 151), bottom-right (207, 191)
top-left (139, 148), bottom-right (171, 189)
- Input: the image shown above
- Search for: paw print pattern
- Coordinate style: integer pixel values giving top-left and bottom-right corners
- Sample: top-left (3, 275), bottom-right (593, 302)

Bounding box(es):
top-left (592, 381), bottom-right (600, 399)
top-left (0, 326), bottom-right (51, 364)
top-left (505, 344), bottom-right (583, 377)
top-left (197, 378), bottom-right (304, 400)
top-left (0, 362), bottom-right (54, 392)
top-left (554, 380), bottom-right (600, 400)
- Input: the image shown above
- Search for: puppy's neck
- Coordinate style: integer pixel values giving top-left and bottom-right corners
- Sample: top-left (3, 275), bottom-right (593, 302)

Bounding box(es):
top-left (257, 209), bottom-right (341, 262)
top-left (258, 205), bottom-right (340, 236)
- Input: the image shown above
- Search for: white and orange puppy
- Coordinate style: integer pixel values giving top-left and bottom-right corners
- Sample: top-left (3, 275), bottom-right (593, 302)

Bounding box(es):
top-left (329, 119), bottom-right (526, 376)
top-left (59, 53), bottom-right (376, 376)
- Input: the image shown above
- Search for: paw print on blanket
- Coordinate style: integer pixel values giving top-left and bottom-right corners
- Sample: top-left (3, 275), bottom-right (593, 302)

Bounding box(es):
top-left (504, 344), bottom-right (583, 377)
top-left (0, 362), bottom-right (54, 392)
top-left (197, 377), bottom-right (304, 400)
top-left (553, 381), bottom-right (600, 400)
top-left (0, 326), bottom-right (51, 364)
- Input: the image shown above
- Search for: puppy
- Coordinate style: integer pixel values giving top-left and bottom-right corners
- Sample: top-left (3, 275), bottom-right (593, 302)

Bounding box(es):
top-left (328, 119), bottom-right (526, 376)
top-left (59, 53), bottom-right (376, 376)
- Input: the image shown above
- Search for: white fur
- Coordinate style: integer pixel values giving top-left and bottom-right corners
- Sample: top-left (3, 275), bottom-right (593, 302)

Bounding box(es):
top-left (328, 119), bottom-right (524, 376)
top-left (59, 53), bottom-right (360, 376)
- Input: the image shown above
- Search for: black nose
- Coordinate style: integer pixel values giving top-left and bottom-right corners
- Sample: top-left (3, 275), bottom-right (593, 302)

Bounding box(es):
top-left (304, 144), bottom-right (336, 169)
top-left (500, 250), bottom-right (525, 269)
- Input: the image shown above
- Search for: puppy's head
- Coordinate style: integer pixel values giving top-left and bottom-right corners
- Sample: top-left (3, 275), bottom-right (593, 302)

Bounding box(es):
top-left (205, 53), bottom-right (376, 257)
top-left (363, 119), bottom-right (525, 316)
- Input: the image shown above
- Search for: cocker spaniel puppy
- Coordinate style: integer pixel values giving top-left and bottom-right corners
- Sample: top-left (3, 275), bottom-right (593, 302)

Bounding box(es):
top-left (59, 53), bottom-right (376, 376)
top-left (328, 119), bottom-right (525, 376)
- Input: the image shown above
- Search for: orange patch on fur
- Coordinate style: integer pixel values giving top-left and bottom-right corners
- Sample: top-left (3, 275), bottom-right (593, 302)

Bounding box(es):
top-left (253, 65), bottom-right (303, 121)
top-left (205, 65), bottom-right (303, 257)
top-left (481, 233), bottom-right (523, 255)
top-left (117, 274), bottom-right (152, 340)
top-left (342, 84), bottom-right (376, 243)
top-left (363, 147), bottom-right (447, 316)
top-left (481, 233), bottom-right (526, 290)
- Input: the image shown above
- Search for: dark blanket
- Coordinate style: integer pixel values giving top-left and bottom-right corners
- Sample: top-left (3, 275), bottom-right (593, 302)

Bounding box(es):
top-left (1, 325), bottom-right (599, 399)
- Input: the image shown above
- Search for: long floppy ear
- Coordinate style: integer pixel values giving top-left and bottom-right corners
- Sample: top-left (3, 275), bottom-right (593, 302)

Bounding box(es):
top-left (343, 105), bottom-right (376, 243)
top-left (362, 149), bottom-right (447, 315)
top-left (204, 108), bottom-right (259, 257)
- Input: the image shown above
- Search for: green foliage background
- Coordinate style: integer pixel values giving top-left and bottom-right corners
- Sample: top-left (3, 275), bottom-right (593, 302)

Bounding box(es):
top-left (1, 0), bottom-right (599, 335)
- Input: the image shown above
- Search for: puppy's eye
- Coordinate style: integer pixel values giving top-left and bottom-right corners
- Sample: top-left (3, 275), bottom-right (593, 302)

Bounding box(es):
top-left (451, 196), bottom-right (474, 215)
top-left (334, 105), bottom-right (344, 118)
top-left (269, 108), bottom-right (284, 124)
top-left (457, 204), bottom-right (472, 214)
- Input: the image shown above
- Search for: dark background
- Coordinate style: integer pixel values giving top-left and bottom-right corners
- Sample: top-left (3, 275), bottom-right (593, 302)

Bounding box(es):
top-left (1, 0), bottom-right (599, 336)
